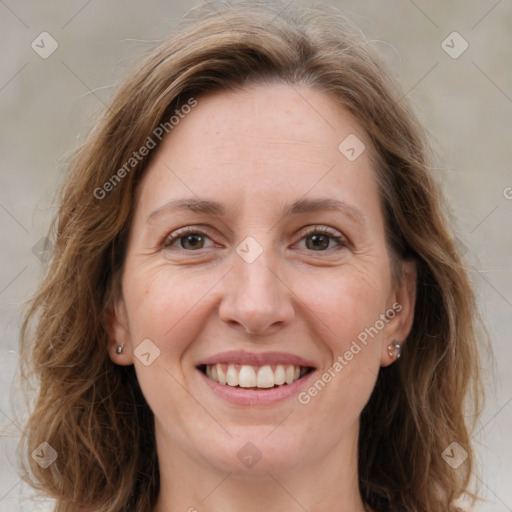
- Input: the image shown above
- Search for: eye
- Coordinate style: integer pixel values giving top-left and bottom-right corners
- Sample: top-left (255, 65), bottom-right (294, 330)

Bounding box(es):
top-left (162, 225), bottom-right (348, 253)
top-left (162, 227), bottom-right (216, 251)
top-left (294, 226), bottom-right (347, 252)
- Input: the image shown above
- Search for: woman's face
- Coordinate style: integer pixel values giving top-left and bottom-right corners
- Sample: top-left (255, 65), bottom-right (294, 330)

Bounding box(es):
top-left (108, 83), bottom-right (415, 477)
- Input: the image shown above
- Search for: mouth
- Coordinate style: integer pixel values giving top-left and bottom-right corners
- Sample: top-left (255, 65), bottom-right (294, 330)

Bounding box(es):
top-left (197, 363), bottom-right (314, 390)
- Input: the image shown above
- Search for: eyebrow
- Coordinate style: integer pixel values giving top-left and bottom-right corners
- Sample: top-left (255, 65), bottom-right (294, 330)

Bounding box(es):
top-left (146, 197), bottom-right (366, 225)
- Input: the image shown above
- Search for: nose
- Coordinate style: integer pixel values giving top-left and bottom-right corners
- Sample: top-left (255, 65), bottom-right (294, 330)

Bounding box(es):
top-left (218, 245), bottom-right (295, 336)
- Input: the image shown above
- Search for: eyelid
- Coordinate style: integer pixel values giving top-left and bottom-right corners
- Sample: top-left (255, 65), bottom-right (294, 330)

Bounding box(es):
top-left (296, 224), bottom-right (343, 238)
top-left (161, 224), bottom-right (350, 254)
top-left (161, 225), bottom-right (217, 249)
top-left (293, 225), bottom-right (349, 250)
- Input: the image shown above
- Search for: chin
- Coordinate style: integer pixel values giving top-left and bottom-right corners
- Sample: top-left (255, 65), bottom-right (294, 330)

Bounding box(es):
top-left (197, 426), bottom-right (310, 477)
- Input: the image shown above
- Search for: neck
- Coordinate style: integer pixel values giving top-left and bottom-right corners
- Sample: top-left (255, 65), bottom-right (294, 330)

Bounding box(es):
top-left (153, 420), bottom-right (368, 512)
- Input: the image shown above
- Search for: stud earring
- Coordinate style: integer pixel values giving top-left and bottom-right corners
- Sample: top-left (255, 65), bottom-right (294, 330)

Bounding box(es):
top-left (116, 342), bottom-right (125, 355)
top-left (387, 339), bottom-right (401, 359)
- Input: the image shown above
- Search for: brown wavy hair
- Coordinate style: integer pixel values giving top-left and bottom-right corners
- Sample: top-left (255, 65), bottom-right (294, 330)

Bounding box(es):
top-left (18, 2), bottom-right (484, 511)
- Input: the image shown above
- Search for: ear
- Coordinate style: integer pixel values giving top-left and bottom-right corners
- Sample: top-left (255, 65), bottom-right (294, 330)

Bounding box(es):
top-left (380, 259), bottom-right (417, 367)
top-left (105, 296), bottom-right (134, 366)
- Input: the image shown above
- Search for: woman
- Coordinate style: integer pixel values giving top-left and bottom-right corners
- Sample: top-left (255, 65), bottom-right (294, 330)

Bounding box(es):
top-left (19, 2), bottom-right (484, 511)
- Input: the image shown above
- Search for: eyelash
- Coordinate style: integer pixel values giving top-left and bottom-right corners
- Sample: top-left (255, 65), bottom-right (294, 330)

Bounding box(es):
top-left (162, 225), bottom-right (348, 253)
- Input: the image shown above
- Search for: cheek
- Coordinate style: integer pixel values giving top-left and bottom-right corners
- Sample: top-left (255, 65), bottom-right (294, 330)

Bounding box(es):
top-left (301, 262), bottom-right (390, 350)
top-left (122, 267), bottom-right (218, 430)
top-left (123, 265), bottom-right (215, 363)
top-left (289, 267), bottom-right (389, 458)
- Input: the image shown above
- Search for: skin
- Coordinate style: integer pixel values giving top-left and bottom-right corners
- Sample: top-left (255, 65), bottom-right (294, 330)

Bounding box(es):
top-left (107, 83), bottom-right (416, 512)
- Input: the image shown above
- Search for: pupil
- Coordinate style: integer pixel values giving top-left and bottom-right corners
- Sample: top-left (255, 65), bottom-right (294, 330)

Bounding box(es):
top-left (307, 234), bottom-right (328, 250)
top-left (183, 234), bottom-right (203, 249)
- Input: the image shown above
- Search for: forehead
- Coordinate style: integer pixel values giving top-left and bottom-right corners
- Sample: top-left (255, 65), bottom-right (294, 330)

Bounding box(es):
top-left (135, 83), bottom-right (382, 226)
top-left (158, 83), bottom-right (365, 166)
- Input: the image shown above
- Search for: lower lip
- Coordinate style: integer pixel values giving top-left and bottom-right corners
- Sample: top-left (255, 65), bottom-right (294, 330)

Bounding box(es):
top-left (198, 368), bottom-right (316, 406)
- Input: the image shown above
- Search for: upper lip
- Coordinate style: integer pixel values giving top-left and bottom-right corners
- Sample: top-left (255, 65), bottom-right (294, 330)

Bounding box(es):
top-left (198, 350), bottom-right (316, 368)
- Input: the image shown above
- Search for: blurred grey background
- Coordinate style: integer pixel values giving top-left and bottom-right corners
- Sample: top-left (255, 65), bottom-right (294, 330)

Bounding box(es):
top-left (0, 1), bottom-right (510, 510)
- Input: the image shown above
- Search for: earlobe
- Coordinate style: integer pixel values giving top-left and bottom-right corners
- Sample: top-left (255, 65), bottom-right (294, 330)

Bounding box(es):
top-left (381, 338), bottom-right (403, 367)
top-left (105, 299), bottom-right (134, 366)
top-left (387, 339), bottom-right (402, 360)
top-left (380, 259), bottom-right (417, 367)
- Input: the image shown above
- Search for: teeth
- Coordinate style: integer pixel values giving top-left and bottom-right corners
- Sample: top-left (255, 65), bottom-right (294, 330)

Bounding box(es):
top-left (256, 365), bottom-right (274, 388)
top-left (217, 364), bottom-right (227, 384)
top-left (274, 365), bottom-right (285, 385)
top-left (239, 365), bottom-right (256, 387)
top-left (285, 365), bottom-right (295, 384)
top-left (226, 364), bottom-right (238, 386)
top-left (204, 363), bottom-right (309, 388)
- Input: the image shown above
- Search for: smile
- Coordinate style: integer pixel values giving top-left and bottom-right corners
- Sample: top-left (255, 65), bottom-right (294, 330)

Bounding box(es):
top-left (196, 351), bottom-right (316, 403)
top-left (200, 363), bottom-right (312, 389)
